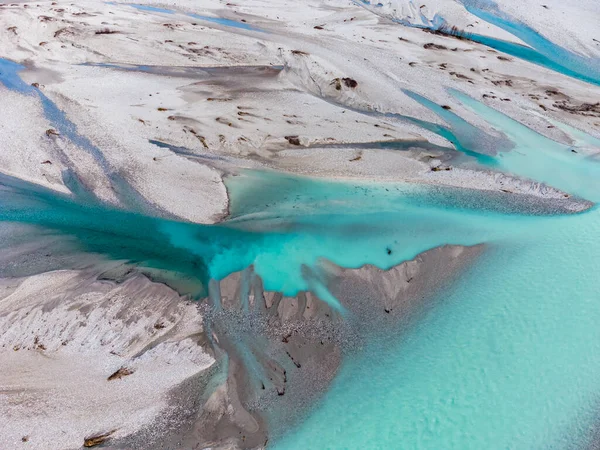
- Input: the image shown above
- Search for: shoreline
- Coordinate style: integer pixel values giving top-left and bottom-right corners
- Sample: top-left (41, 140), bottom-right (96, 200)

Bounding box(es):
top-left (0, 243), bottom-right (482, 449)
top-left (0, 0), bottom-right (599, 448)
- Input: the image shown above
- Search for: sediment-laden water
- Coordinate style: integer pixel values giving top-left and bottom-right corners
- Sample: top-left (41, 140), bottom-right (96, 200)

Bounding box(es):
top-left (2, 11), bottom-right (600, 445)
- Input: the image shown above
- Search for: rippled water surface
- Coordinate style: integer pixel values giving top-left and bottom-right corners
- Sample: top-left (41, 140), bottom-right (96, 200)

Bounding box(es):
top-left (271, 89), bottom-right (600, 449)
top-left (2, 23), bottom-right (600, 447)
top-left (274, 207), bottom-right (600, 449)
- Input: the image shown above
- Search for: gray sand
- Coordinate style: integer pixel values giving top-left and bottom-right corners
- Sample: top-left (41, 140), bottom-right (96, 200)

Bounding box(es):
top-left (0, 239), bottom-right (481, 449)
top-left (122, 244), bottom-right (483, 449)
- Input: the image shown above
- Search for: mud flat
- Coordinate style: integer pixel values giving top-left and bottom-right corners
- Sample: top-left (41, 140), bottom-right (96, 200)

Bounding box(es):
top-left (131, 244), bottom-right (481, 449)
top-left (0, 243), bottom-right (479, 449)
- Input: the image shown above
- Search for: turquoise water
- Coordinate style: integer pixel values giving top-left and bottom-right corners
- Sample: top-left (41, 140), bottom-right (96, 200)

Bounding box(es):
top-left (1, 108), bottom-right (596, 449)
top-left (0, 167), bottom-right (543, 296)
top-left (411, 89), bottom-right (600, 202)
top-left (402, 89), bottom-right (507, 165)
top-left (355, 0), bottom-right (600, 85)
top-left (270, 96), bottom-right (600, 449)
top-left (3, 22), bottom-right (600, 449)
top-left (0, 132), bottom-right (598, 450)
top-left (274, 210), bottom-right (600, 450)
top-left (458, 0), bottom-right (600, 86)
top-left (115, 3), bottom-right (264, 32)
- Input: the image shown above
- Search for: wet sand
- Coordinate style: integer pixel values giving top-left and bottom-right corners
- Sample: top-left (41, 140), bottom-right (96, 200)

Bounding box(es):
top-left (0, 244), bottom-right (480, 449)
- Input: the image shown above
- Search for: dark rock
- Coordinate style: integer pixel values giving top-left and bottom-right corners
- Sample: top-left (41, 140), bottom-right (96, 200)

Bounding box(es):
top-left (554, 100), bottom-right (600, 116)
top-left (95, 28), bottom-right (119, 35)
top-left (423, 43), bottom-right (448, 50)
top-left (107, 367), bottom-right (134, 381)
top-left (285, 136), bottom-right (301, 145)
top-left (342, 77), bottom-right (358, 88)
top-left (84, 431), bottom-right (115, 448)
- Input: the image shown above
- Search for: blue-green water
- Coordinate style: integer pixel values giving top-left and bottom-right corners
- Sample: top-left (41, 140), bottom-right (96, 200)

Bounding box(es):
top-left (3, 31), bottom-right (600, 449)
top-left (355, 0), bottom-right (600, 86)
top-left (457, 0), bottom-right (600, 86)
top-left (3, 105), bottom-right (597, 449)
top-left (274, 210), bottom-right (600, 449)
top-left (112, 2), bottom-right (264, 32)
top-left (1, 144), bottom-right (598, 450)
top-left (270, 97), bottom-right (600, 449)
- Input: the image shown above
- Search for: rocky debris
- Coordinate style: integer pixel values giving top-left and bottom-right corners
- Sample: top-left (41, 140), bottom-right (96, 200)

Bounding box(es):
top-left (45, 128), bottom-right (59, 137)
top-left (107, 367), bottom-right (134, 381)
top-left (33, 336), bottom-right (46, 351)
top-left (84, 430), bottom-right (115, 448)
top-left (423, 25), bottom-right (468, 40)
top-left (181, 245), bottom-right (482, 448)
top-left (323, 245), bottom-right (483, 324)
top-left (331, 77), bottom-right (358, 90)
top-left (216, 117), bottom-right (233, 126)
top-left (554, 100), bottom-right (600, 117)
top-left (449, 71), bottom-right (473, 82)
top-left (342, 77), bottom-right (358, 88)
top-left (285, 135), bottom-right (301, 145)
top-left (492, 79), bottom-right (513, 87)
top-left (424, 43), bottom-right (448, 50)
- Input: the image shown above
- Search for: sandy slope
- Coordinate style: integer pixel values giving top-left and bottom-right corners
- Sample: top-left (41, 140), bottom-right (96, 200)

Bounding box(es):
top-left (0, 270), bottom-right (213, 449)
top-left (0, 1), bottom-right (599, 448)
top-left (0, 0), bottom-right (598, 222)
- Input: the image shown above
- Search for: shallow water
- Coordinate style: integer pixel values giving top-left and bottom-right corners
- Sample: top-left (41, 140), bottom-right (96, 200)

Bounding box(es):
top-left (3, 22), bottom-right (600, 449)
top-left (274, 209), bottom-right (600, 450)
top-left (270, 86), bottom-right (600, 450)
top-left (116, 2), bottom-right (264, 32)
top-left (1, 114), bottom-right (598, 449)
top-left (355, 0), bottom-right (600, 85)
top-left (457, 0), bottom-right (600, 86)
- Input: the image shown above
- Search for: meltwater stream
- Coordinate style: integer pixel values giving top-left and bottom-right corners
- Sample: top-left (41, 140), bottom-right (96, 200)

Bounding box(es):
top-left (356, 0), bottom-right (600, 86)
top-left (275, 209), bottom-right (600, 450)
top-left (0, 120), bottom-right (598, 450)
top-left (270, 108), bottom-right (600, 448)
top-left (2, 45), bottom-right (600, 450)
